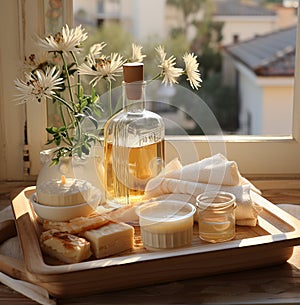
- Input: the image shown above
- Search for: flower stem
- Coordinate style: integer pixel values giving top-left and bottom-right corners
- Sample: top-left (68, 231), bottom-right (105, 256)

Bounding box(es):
top-left (71, 51), bottom-right (81, 98)
top-left (53, 95), bottom-right (74, 113)
top-left (59, 103), bottom-right (73, 146)
top-left (61, 52), bottom-right (75, 110)
top-left (107, 79), bottom-right (113, 117)
top-left (148, 73), bottom-right (161, 85)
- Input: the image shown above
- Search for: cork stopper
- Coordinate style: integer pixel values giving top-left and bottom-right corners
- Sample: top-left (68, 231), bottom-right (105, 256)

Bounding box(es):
top-left (123, 63), bottom-right (144, 83)
top-left (123, 63), bottom-right (144, 100)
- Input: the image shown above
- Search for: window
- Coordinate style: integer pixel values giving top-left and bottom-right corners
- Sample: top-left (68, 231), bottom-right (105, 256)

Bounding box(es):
top-left (233, 34), bottom-right (239, 43)
top-left (97, 0), bottom-right (105, 14)
top-left (0, 0), bottom-right (299, 181)
top-left (73, 0), bottom-right (297, 136)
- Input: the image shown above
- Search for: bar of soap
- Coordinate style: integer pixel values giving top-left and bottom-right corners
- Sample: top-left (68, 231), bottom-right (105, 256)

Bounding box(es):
top-left (40, 230), bottom-right (92, 263)
top-left (43, 213), bottom-right (109, 234)
top-left (82, 222), bottom-right (134, 259)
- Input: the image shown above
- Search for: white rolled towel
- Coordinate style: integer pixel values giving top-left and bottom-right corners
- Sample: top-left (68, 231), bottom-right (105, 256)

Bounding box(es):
top-left (144, 154), bottom-right (262, 226)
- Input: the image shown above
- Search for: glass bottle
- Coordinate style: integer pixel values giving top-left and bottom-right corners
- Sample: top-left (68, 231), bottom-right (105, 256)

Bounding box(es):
top-left (104, 63), bottom-right (165, 207)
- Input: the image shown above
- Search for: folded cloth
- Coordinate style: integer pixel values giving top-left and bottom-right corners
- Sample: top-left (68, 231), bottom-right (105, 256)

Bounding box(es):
top-left (144, 154), bottom-right (262, 226)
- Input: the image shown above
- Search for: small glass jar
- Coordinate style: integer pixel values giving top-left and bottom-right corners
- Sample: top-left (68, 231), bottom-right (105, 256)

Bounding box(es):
top-left (196, 191), bottom-right (236, 243)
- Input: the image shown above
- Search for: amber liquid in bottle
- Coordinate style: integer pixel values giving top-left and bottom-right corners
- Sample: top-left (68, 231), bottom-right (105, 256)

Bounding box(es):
top-left (104, 140), bottom-right (164, 205)
top-left (104, 63), bottom-right (165, 206)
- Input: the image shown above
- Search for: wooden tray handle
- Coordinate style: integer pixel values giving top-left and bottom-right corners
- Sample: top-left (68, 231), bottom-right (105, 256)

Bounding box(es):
top-left (0, 219), bottom-right (17, 244)
top-left (0, 219), bottom-right (31, 282)
top-left (0, 220), bottom-right (56, 304)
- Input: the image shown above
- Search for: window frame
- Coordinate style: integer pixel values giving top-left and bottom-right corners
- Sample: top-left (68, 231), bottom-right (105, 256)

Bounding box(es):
top-left (1, 0), bottom-right (299, 180)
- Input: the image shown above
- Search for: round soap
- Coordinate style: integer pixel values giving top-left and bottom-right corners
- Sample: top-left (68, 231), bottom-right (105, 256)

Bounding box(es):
top-left (36, 178), bottom-right (92, 206)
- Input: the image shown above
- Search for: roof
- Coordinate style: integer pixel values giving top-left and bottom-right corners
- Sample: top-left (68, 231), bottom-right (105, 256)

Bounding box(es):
top-left (213, 0), bottom-right (276, 17)
top-left (224, 26), bottom-right (296, 76)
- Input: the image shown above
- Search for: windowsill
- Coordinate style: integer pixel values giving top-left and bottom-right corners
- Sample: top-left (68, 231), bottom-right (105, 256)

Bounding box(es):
top-left (166, 134), bottom-right (295, 142)
top-left (165, 135), bottom-right (300, 175)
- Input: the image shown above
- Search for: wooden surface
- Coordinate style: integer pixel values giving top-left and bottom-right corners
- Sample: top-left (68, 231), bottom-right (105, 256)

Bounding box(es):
top-left (0, 178), bottom-right (300, 304)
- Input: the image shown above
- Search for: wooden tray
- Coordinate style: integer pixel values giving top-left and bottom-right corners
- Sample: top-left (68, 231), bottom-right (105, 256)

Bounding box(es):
top-left (11, 186), bottom-right (300, 298)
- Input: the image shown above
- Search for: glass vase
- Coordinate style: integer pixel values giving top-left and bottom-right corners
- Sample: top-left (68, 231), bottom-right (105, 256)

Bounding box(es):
top-left (36, 147), bottom-right (105, 203)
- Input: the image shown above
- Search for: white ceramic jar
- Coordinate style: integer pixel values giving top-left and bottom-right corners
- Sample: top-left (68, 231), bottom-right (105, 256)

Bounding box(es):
top-left (136, 200), bottom-right (196, 251)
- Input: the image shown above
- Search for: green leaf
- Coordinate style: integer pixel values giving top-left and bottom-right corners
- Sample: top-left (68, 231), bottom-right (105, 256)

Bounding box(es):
top-left (92, 104), bottom-right (104, 118)
top-left (50, 158), bottom-right (60, 166)
top-left (46, 126), bottom-right (58, 134)
top-left (58, 126), bottom-right (67, 132)
top-left (77, 85), bottom-right (84, 99)
top-left (80, 100), bottom-right (88, 110)
top-left (91, 88), bottom-right (99, 103)
top-left (77, 147), bottom-right (82, 158)
top-left (45, 138), bottom-right (55, 145)
top-left (87, 116), bottom-right (98, 128)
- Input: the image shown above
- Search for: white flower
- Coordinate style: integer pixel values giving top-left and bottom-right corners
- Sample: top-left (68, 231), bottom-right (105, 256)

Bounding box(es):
top-left (183, 52), bottom-right (202, 90)
top-left (38, 24), bottom-right (88, 53)
top-left (78, 53), bottom-right (125, 86)
top-left (156, 45), bottom-right (166, 62)
top-left (14, 67), bottom-right (63, 103)
top-left (156, 45), bottom-right (183, 86)
top-left (129, 43), bottom-right (146, 63)
top-left (90, 42), bottom-right (107, 57)
top-left (86, 42), bottom-right (107, 65)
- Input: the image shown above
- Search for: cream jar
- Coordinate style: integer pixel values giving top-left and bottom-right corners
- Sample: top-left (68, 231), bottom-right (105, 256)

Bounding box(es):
top-left (196, 191), bottom-right (236, 243)
top-left (136, 200), bottom-right (196, 251)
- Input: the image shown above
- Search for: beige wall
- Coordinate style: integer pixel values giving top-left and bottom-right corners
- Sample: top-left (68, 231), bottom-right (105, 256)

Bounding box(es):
top-left (131, 0), bottom-right (166, 41)
top-left (215, 16), bottom-right (277, 45)
top-left (235, 62), bottom-right (294, 136)
top-left (216, 6), bottom-right (297, 46)
top-left (276, 6), bottom-right (297, 29)
top-left (262, 84), bottom-right (294, 135)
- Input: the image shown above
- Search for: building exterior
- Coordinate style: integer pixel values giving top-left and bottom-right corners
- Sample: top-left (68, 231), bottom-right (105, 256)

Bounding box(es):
top-left (73, 0), bottom-right (297, 43)
top-left (223, 26), bottom-right (296, 135)
top-left (73, 0), bottom-right (166, 42)
top-left (210, 0), bottom-right (297, 135)
top-left (213, 0), bottom-right (297, 45)
top-left (213, 0), bottom-right (278, 45)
